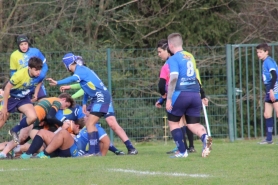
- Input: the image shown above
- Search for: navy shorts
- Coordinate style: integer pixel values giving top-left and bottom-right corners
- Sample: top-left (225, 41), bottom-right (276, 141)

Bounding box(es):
top-left (169, 91), bottom-right (202, 117)
top-left (7, 96), bottom-right (32, 113)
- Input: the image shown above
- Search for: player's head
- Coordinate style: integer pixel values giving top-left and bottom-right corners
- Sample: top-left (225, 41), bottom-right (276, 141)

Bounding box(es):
top-left (157, 39), bottom-right (173, 61)
top-left (75, 56), bottom-right (86, 66)
top-left (17, 34), bottom-right (29, 53)
top-left (256, 43), bottom-right (269, 60)
top-left (58, 93), bottom-right (75, 109)
top-left (28, 57), bottom-right (43, 77)
top-left (167, 33), bottom-right (183, 53)
top-left (62, 53), bottom-right (75, 71)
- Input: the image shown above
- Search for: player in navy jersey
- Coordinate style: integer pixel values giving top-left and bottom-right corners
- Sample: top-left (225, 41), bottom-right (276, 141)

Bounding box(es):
top-left (256, 43), bottom-right (278, 144)
top-left (46, 53), bottom-right (137, 155)
top-left (166, 33), bottom-right (212, 158)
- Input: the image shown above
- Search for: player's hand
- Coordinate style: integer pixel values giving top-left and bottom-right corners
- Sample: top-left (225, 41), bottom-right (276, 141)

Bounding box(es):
top-left (60, 85), bottom-right (71, 92)
top-left (0, 107), bottom-right (8, 121)
top-left (46, 78), bottom-right (57, 86)
top-left (166, 99), bottom-right (172, 111)
top-left (270, 90), bottom-right (275, 102)
top-left (155, 101), bottom-right (162, 108)
top-left (202, 98), bottom-right (209, 106)
top-left (31, 95), bottom-right (38, 103)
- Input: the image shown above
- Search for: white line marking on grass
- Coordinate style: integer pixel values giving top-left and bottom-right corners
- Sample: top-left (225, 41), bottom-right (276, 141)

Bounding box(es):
top-left (0, 168), bottom-right (30, 172)
top-left (108, 168), bottom-right (211, 178)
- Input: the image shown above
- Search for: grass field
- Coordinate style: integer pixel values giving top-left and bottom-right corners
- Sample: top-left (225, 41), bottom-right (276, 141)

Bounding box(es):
top-left (0, 138), bottom-right (277, 185)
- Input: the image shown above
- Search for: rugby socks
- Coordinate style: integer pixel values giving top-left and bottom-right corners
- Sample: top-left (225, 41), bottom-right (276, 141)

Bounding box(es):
top-left (88, 131), bottom-right (100, 154)
top-left (201, 134), bottom-right (207, 143)
top-left (124, 140), bottom-right (135, 150)
top-left (11, 117), bottom-right (29, 133)
top-left (26, 135), bottom-right (44, 155)
top-left (180, 126), bottom-right (188, 149)
top-left (109, 143), bottom-right (118, 153)
top-left (171, 128), bottom-right (186, 153)
top-left (186, 126), bottom-right (194, 148)
top-left (266, 117), bottom-right (274, 141)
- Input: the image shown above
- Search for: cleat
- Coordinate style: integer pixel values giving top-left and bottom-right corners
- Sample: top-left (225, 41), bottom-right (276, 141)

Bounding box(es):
top-left (115, 150), bottom-right (125, 155)
top-left (0, 152), bottom-right (7, 159)
top-left (127, 148), bottom-right (138, 155)
top-left (188, 147), bottom-right (197, 153)
top-left (9, 130), bottom-right (19, 144)
top-left (170, 151), bottom-right (188, 158)
top-left (166, 147), bottom-right (178, 154)
top-left (20, 153), bottom-right (33, 159)
top-left (258, 140), bottom-right (273, 144)
top-left (202, 135), bottom-right (212, 158)
top-left (35, 151), bottom-right (50, 159)
top-left (7, 150), bottom-right (15, 159)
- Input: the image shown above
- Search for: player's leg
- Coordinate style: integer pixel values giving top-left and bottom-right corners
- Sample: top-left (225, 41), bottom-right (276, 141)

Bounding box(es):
top-left (108, 143), bottom-right (125, 155)
top-left (0, 142), bottom-right (8, 150)
top-left (168, 113), bottom-right (188, 158)
top-left (105, 115), bottom-right (137, 155)
top-left (9, 100), bottom-right (37, 143)
top-left (258, 102), bottom-right (274, 144)
top-left (21, 129), bottom-right (55, 159)
top-left (36, 129), bottom-right (74, 158)
top-left (0, 140), bottom-right (17, 158)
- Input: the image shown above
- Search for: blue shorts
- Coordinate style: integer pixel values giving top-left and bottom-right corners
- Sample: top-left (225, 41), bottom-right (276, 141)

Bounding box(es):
top-left (169, 91), bottom-right (202, 117)
top-left (96, 124), bottom-right (107, 140)
top-left (29, 84), bottom-right (47, 100)
top-left (87, 100), bottom-right (115, 118)
top-left (69, 144), bottom-right (86, 157)
top-left (264, 84), bottom-right (278, 103)
top-left (7, 96), bottom-right (32, 113)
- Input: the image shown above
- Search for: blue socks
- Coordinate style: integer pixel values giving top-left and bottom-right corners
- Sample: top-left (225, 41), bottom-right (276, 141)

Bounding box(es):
top-left (124, 140), bottom-right (135, 150)
top-left (171, 128), bottom-right (186, 153)
top-left (12, 117), bottom-right (29, 133)
top-left (26, 135), bottom-right (44, 155)
top-left (87, 131), bottom-right (100, 154)
top-left (109, 143), bottom-right (118, 153)
top-left (266, 117), bottom-right (273, 141)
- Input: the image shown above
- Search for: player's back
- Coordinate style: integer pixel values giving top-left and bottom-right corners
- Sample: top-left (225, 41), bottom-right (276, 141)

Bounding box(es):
top-left (74, 65), bottom-right (110, 98)
top-left (168, 51), bottom-right (199, 92)
top-left (55, 105), bottom-right (85, 122)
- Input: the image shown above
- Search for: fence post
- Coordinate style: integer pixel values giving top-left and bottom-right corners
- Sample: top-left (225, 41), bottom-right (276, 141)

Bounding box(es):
top-left (106, 48), bottom-right (114, 142)
top-left (226, 44), bottom-right (235, 142)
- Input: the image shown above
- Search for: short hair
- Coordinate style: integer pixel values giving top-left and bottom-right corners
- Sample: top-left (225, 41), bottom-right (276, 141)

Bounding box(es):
top-left (28, 57), bottom-right (43, 70)
top-left (58, 93), bottom-right (75, 108)
top-left (157, 39), bottom-right (173, 55)
top-left (256, 43), bottom-right (269, 52)
top-left (76, 118), bottom-right (85, 129)
top-left (167, 33), bottom-right (183, 47)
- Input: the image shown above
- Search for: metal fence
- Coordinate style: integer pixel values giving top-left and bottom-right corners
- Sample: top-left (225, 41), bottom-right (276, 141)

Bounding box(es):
top-left (0, 46), bottom-right (230, 142)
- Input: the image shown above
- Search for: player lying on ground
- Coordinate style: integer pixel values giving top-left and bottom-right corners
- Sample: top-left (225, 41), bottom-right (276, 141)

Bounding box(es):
top-left (0, 94), bottom-right (73, 159)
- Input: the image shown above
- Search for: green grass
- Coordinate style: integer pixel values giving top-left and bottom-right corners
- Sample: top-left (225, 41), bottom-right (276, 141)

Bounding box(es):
top-left (0, 139), bottom-right (277, 185)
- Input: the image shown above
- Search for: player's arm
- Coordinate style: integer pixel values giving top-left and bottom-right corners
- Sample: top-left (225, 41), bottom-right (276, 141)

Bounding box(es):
top-left (167, 73), bottom-right (178, 101)
top-left (45, 102), bottom-right (64, 127)
top-left (1, 81), bottom-right (13, 119)
top-left (9, 54), bottom-right (18, 76)
top-left (269, 70), bottom-right (277, 102)
top-left (70, 83), bottom-right (81, 89)
top-left (72, 89), bottom-right (84, 99)
top-left (32, 82), bottom-right (42, 102)
top-left (46, 75), bottom-right (79, 86)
